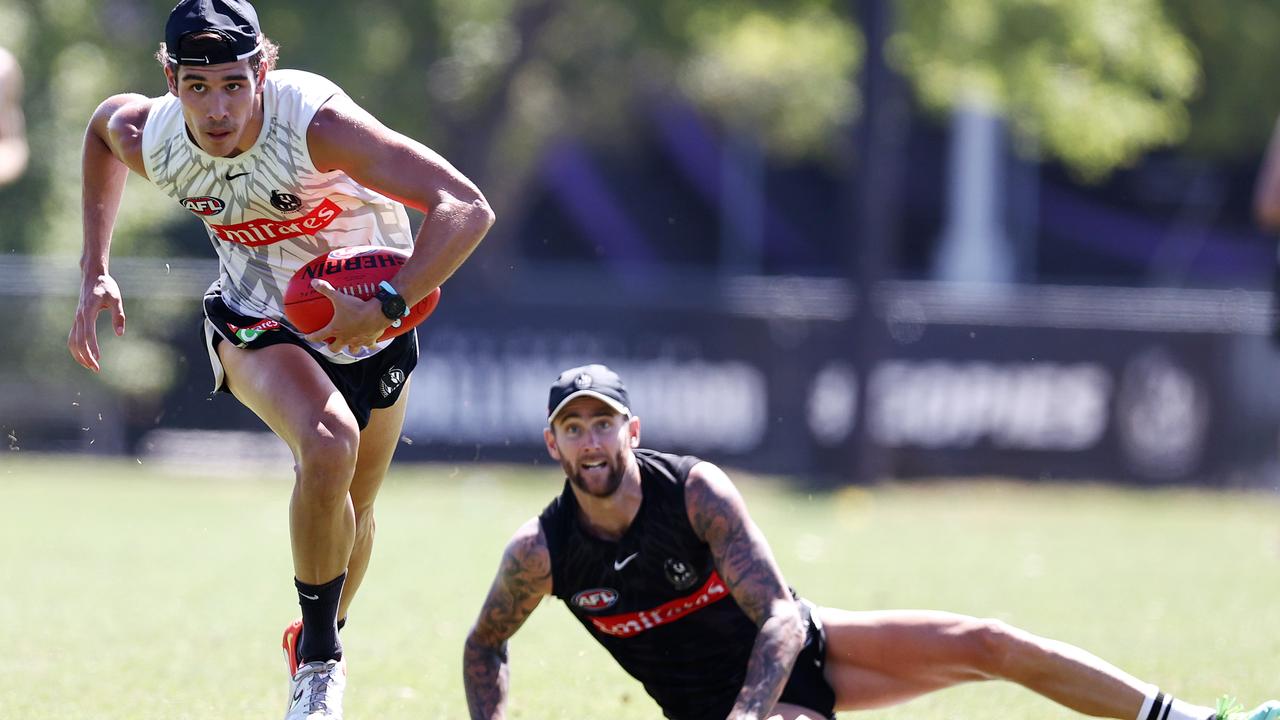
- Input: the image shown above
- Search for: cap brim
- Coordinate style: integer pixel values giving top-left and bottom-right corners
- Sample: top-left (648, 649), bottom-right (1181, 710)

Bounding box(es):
top-left (169, 39), bottom-right (263, 65)
top-left (548, 390), bottom-right (631, 423)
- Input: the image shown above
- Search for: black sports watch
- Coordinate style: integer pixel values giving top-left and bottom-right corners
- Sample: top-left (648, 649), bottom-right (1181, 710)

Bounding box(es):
top-left (374, 280), bottom-right (410, 327)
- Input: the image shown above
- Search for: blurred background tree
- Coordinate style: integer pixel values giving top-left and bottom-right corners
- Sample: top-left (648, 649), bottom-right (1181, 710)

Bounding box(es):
top-left (1163, 0), bottom-right (1280, 162)
top-left (890, 0), bottom-right (1199, 180)
top-left (6, 0), bottom-right (1274, 257)
top-left (2, 0), bottom-right (1278, 415)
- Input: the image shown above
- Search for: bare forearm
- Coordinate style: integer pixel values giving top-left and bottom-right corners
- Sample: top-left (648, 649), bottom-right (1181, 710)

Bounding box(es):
top-left (463, 636), bottom-right (510, 720)
top-left (728, 611), bottom-right (806, 720)
top-left (80, 126), bottom-right (129, 276)
top-left (396, 196), bottom-right (493, 305)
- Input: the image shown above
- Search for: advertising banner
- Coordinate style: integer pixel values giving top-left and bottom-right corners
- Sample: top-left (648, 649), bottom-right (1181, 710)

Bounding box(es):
top-left (144, 278), bottom-right (1277, 485)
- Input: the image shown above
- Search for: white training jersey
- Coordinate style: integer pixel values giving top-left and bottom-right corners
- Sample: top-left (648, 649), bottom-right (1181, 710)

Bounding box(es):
top-left (141, 69), bottom-right (414, 362)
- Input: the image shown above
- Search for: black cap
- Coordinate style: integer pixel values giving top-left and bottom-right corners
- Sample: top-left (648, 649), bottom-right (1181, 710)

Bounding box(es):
top-left (165, 0), bottom-right (262, 66)
top-left (548, 364), bottom-right (631, 423)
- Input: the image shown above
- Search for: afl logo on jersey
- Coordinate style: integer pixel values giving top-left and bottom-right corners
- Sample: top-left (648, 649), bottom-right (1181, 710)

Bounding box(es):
top-left (182, 196), bottom-right (225, 216)
top-left (271, 190), bottom-right (303, 213)
top-left (572, 588), bottom-right (619, 611)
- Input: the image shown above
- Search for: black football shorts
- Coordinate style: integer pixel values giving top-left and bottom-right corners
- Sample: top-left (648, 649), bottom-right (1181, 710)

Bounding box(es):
top-left (200, 280), bottom-right (418, 429)
top-left (776, 599), bottom-right (837, 719)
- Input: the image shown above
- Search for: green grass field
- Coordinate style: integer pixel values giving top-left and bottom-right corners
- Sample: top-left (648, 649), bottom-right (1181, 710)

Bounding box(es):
top-left (2, 454), bottom-right (1279, 719)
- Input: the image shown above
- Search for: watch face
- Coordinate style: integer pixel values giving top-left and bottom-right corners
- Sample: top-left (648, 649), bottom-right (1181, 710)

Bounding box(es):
top-left (378, 289), bottom-right (407, 320)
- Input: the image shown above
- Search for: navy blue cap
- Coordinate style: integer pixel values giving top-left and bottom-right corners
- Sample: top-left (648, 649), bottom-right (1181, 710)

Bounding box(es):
top-left (165, 0), bottom-right (262, 66)
top-left (548, 364), bottom-right (631, 423)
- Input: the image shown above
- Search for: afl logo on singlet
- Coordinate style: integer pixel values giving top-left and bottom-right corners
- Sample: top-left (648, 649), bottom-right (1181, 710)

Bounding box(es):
top-left (181, 196), bottom-right (225, 216)
top-left (572, 588), bottom-right (619, 611)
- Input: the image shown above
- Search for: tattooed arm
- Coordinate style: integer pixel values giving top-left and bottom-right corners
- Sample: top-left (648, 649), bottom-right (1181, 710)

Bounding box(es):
top-left (686, 462), bottom-right (807, 720)
top-left (463, 517), bottom-right (553, 720)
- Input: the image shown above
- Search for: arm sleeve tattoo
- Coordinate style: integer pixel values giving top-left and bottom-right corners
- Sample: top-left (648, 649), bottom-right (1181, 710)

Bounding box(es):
top-left (463, 518), bottom-right (552, 720)
top-left (686, 463), bottom-right (807, 720)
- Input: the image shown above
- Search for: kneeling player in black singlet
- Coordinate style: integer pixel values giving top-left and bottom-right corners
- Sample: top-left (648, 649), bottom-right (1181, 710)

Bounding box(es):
top-left (463, 364), bottom-right (1279, 720)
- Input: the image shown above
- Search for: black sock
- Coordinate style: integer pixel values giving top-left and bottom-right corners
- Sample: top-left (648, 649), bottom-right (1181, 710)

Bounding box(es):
top-left (294, 615), bottom-right (348, 666)
top-left (295, 572), bottom-right (346, 664)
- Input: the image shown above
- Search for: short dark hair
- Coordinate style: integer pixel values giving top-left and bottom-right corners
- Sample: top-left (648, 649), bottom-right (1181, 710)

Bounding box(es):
top-left (155, 32), bottom-right (279, 76)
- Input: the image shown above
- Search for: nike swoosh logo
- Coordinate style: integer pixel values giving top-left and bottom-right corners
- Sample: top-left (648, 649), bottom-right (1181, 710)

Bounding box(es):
top-left (613, 552), bottom-right (639, 571)
top-left (225, 170), bottom-right (250, 180)
top-left (299, 592), bottom-right (320, 600)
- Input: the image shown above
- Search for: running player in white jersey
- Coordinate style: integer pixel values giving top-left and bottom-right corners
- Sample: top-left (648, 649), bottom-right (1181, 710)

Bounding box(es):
top-left (67, 1), bottom-right (494, 718)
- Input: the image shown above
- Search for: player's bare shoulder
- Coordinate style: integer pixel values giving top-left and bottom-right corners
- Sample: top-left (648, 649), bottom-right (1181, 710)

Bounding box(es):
top-left (307, 91), bottom-right (366, 133)
top-left (496, 518), bottom-right (553, 613)
top-left (684, 460), bottom-right (748, 539)
top-left (92, 93), bottom-right (155, 176)
top-left (502, 516), bottom-right (553, 594)
top-left (304, 91), bottom-right (385, 174)
top-left (470, 517), bottom-right (552, 647)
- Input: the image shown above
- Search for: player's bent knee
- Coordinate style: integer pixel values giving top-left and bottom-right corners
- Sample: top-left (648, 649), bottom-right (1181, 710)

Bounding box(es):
top-left (956, 617), bottom-right (1018, 678)
top-left (294, 428), bottom-right (360, 502)
top-left (297, 428), bottom-right (359, 470)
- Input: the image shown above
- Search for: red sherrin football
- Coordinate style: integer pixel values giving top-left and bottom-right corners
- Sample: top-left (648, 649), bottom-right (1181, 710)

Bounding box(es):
top-left (284, 245), bottom-right (441, 341)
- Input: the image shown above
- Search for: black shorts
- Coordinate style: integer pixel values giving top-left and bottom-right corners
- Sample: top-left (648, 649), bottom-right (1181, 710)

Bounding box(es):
top-left (776, 599), bottom-right (837, 719)
top-left (200, 281), bottom-right (418, 429)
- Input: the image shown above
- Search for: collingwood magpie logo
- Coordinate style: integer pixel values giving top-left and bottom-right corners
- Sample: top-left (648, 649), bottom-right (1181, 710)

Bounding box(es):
top-left (380, 367), bottom-right (405, 397)
top-left (271, 190), bottom-right (302, 212)
top-left (664, 558), bottom-right (697, 590)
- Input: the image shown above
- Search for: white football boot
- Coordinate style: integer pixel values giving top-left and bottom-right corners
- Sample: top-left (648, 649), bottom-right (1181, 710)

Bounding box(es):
top-left (285, 659), bottom-right (346, 719)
